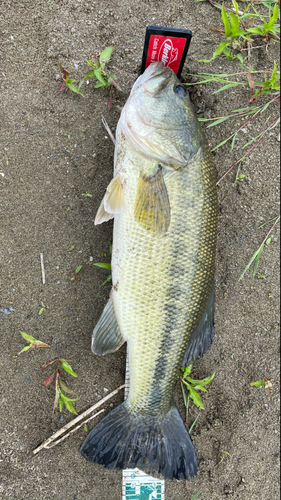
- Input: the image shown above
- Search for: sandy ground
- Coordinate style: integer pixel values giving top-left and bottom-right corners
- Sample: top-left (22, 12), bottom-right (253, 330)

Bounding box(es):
top-left (0, 0), bottom-right (280, 499)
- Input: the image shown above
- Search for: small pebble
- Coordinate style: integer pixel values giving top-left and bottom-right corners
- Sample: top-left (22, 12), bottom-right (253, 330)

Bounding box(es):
top-left (60, 416), bottom-right (64, 423)
top-left (89, 256), bottom-right (93, 262)
top-left (57, 281), bottom-right (61, 284)
top-left (104, 388), bottom-right (109, 393)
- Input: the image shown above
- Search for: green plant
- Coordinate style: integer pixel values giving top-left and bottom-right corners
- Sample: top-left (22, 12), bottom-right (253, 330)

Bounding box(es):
top-left (239, 216), bottom-right (280, 280)
top-left (191, 492), bottom-right (200, 500)
top-left (42, 358), bottom-right (80, 415)
top-left (39, 301), bottom-right (49, 315)
top-left (180, 364), bottom-right (216, 410)
top-left (59, 65), bottom-right (85, 97)
top-left (84, 46), bottom-right (121, 90)
top-left (199, 0), bottom-right (280, 64)
top-left (88, 246), bottom-right (112, 286)
top-left (17, 331), bottom-right (50, 355)
top-left (250, 378), bottom-right (280, 394)
top-left (59, 47), bottom-right (121, 109)
top-left (71, 265), bottom-right (83, 281)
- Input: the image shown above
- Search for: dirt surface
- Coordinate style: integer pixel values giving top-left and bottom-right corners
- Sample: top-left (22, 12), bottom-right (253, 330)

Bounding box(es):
top-left (0, 0), bottom-right (280, 499)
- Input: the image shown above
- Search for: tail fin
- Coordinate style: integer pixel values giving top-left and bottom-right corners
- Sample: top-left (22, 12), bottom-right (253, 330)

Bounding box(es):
top-left (80, 402), bottom-right (197, 480)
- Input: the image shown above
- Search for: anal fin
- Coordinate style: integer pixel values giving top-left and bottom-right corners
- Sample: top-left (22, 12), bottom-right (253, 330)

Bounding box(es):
top-left (183, 287), bottom-right (215, 366)
top-left (92, 298), bottom-right (125, 355)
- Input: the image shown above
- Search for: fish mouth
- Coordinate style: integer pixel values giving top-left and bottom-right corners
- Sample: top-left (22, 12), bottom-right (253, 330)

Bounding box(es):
top-left (132, 62), bottom-right (174, 96)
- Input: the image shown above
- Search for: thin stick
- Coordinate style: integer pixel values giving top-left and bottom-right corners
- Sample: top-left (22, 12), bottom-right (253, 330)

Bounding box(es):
top-left (47, 409), bottom-right (105, 449)
top-left (101, 115), bottom-right (116, 145)
top-left (33, 384), bottom-right (125, 455)
top-left (40, 253), bottom-right (45, 284)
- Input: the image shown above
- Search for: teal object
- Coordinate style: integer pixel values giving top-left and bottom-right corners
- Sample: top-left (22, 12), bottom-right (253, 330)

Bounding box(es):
top-left (125, 482), bottom-right (162, 499)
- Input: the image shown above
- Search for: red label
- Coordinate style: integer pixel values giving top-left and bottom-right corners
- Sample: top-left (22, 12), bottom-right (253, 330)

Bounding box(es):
top-left (145, 35), bottom-right (187, 74)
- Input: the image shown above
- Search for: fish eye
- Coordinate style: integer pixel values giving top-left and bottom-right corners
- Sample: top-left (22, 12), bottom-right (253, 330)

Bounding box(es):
top-left (174, 85), bottom-right (186, 97)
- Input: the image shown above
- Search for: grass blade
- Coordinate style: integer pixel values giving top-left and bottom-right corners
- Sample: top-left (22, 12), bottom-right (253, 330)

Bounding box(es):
top-left (189, 414), bottom-right (200, 435)
top-left (253, 243), bottom-right (264, 278)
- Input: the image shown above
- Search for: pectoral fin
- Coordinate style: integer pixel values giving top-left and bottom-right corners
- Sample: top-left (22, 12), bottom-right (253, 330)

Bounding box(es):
top-left (134, 166), bottom-right (170, 233)
top-left (95, 175), bottom-right (125, 225)
top-left (92, 297), bottom-right (125, 355)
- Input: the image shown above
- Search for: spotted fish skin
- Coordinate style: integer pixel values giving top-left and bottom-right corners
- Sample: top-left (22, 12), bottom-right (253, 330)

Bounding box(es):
top-left (81, 63), bottom-right (218, 479)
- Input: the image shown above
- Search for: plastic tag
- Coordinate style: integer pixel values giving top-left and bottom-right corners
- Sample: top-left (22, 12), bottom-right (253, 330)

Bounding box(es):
top-left (141, 25), bottom-right (192, 78)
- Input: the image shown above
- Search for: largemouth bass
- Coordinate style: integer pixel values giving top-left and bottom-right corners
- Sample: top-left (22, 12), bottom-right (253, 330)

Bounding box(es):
top-left (81, 62), bottom-right (217, 480)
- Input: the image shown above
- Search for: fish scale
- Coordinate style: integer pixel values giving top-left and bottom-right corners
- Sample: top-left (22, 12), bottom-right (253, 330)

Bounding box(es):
top-left (112, 143), bottom-right (216, 414)
top-left (81, 63), bottom-right (217, 480)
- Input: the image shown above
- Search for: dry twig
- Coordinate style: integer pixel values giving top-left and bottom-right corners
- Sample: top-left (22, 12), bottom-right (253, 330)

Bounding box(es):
top-left (33, 383), bottom-right (125, 455)
top-left (40, 253), bottom-right (45, 284)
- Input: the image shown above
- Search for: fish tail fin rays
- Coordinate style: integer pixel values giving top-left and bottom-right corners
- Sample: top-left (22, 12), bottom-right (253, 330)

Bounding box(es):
top-left (80, 402), bottom-right (197, 480)
top-left (182, 286), bottom-right (215, 366)
top-left (95, 175), bottom-right (125, 225)
top-left (92, 298), bottom-right (125, 355)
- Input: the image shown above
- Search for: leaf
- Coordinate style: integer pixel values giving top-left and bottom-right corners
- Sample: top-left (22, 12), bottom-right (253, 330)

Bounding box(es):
top-left (59, 397), bottom-right (64, 412)
top-left (60, 360), bottom-right (78, 377)
top-left (19, 331), bottom-right (49, 350)
top-left (264, 2), bottom-right (279, 31)
top-left (93, 262), bottom-right (111, 270)
top-left (183, 364), bottom-right (193, 377)
top-left (75, 265), bottom-right (82, 274)
top-left (247, 27), bottom-right (264, 35)
top-left (94, 69), bottom-right (107, 85)
top-left (250, 379), bottom-right (266, 387)
top-left (20, 331), bottom-right (37, 343)
top-left (100, 46), bottom-right (114, 63)
top-left (85, 59), bottom-right (97, 68)
top-left (187, 386), bottom-right (204, 409)
top-left (207, 116), bottom-right (230, 128)
top-left (211, 138), bottom-right (230, 151)
top-left (66, 82), bottom-right (85, 97)
top-left (222, 4), bottom-right (232, 37)
top-left (266, 237), bottom-right (272, 245)
top-left (60, 391), bottom-right (80, 403)
top-left (239, 244), bottom-right (264, 281)
top-left (253, 243), bottom-right (264, 278)
top-left (101, 274), bottom-right (112, 286)
top-left (186, 372), bottom-right (216, 386)
top-left (189, 414), bottom-right (200, 435)
top-left (229, 12), bottom-right (240, 35)
top-left (181, 382), bottom-right (188, 407)
top-left (84, 70), bottom-right (96, 79)
top-left (213, 82), bottom-right (241, 93)
top-left (42, 372), bottom-right (55, 387)
top-left (198, 41), bottom-right (231, 62)
top-left (192, 385), bottom-right (208, 392)
top-left (41, 359), bottom-right (57, 370)
top-left (231, 133), bottom-right (237, 150)
top-left (59, 64), bottom-right (69, 80)
top-left (60, 392), bottom-right (80, 414)
top-left (59, 380), bottom-right (77, 396)
top-left (39, 308), bottom-right (44, 315)
top-left (191, 492), bottom-right (200, 500)
top-left (94, 82), bottom-right (106, 88)
top-left (52, 375), bottom-right (60, 416)
top-left (19, 345), bottom-right (33, 354)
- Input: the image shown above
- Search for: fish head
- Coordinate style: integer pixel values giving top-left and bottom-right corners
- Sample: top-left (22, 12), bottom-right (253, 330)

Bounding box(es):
top-left (118, 62), bottom-right (205, 169)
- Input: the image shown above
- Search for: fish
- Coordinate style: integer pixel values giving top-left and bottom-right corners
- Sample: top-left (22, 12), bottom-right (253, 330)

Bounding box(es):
top-left (80, 62), bottom-right (217, 480)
